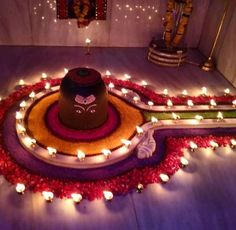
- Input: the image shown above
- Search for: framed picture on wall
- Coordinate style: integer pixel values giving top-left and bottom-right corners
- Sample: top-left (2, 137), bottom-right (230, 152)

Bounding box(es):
top-left (56, 0), bottom-right (107, 27)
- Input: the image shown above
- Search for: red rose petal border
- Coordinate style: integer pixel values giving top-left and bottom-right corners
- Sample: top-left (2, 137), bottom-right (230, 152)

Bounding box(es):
top-left (0, 78), bottom-right (236, 200)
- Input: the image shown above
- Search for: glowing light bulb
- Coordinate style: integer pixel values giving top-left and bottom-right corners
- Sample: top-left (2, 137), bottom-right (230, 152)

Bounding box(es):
top-left (102, 149), bottom-right (111, 158)
top-left (187, 99), bottom-right (194, 107)
top-left (71, 193), bottom-right (83, 203)
top-left (151, 116), bottom-right (158, 124)
top-left (159, 173), bottom-right (169, 183)
top-left (167, 99), bottom-right (173, 107)
top-left (210, 99), bottom-right (217, 107)
top-left (172, 112), bottom-right (180, 120)
top-left (189, 141), bottom-right (198, 151)
top-left (64, 68), bottom-right (68, 74)
top-left (16, 183), bottom-right (26, 194)
top-left (195, 115), bottom-right (203, 121)
top-left (47, 147), bottom-right (57, 157)
top-left (121, 139), bottom-right (132, 148)
top-left (136, 126), bottom-right (144, 135)
top-left (217, 111), bottom-right (223, 120)
top-left (77, 150), bottom-right (85, 161)
top-left (180, 157), bottom-right (189, 168)
top-left (182, 90), bottom-right (188, 96)
top-left (210, 140), bottom-right (219, 149)
top-left (42, 191), bottom-right (54, 202)
top-left (103, 191), bottom-right (113, 201)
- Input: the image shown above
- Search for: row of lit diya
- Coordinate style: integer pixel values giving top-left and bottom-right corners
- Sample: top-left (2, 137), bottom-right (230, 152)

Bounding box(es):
top-left (15, 78), bottom-right (236, 163)
top-left (15, 85), bottom-right (235, 164)
top-left (12, 69), bottom-right (236, 97)
top-left (13, 137), bottom-right (236, 203)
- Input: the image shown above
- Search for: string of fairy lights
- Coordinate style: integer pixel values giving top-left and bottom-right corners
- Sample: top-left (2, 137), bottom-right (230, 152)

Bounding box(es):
top-left (114, 3), bottom-right (159, 22)
top-left (32, 0), bottom-right (160, 25)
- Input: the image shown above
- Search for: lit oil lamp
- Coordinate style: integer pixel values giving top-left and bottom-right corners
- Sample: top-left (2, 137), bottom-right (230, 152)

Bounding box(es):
top-left (181, 89), bottom-right (188, 96)
top-left (136, 183), bottom-right (144, 193)
top-left (216, 111), bottom-right (223, 121)
top-left (209, 140), bottom-right (219, 150)
top-left (162, 89), bottom-right (168, 97)
top-left (159, 173), bottom-right (169, 183)
top-left (187, 99), bottom-right (194, 107)
top-left (85, 38), bottom-right (91, 55)
top-left (102, 149), bottom-right (111, 158)
top-left (167, 99), bottom-right (173, 108)
top-left (180, 157), bottom-right (189, 168)
top-left (189, 141), bottom-right (198, 151)
top-left (172, 112), bottom-right (180, 120)
top-left (148, 101), bottom-right (154, 107)
top-left (77, 150), bottom-right (86, 161)
top-left (42, 191), bottom-right (54, 202)
top-left (201, 87), bottom-right (208, 96)
top-left (15, 183), bottom-right (26, 195)
top-left (133, 96), bottom-right (139, 103)
top-left (47, 147), bottom-right (57, 157)
top-left (71, 193), bottom-right (83, 203)
top-left (103, 191), bottom-right (113, 201)
top-left (121, 139), bottom-right (132, 148)
top-left (29, 91), bottom-right (36, 100)
top-left (195, 115), bottom-right (203, 121)
top-left (210, 99), bottom-right (217, 107)
top-left (136, 126), bottom-right (144, 135)
top-left (224, 88), bottom-right (230, 96)
top-left (151, 116), bottom-right (158, 124)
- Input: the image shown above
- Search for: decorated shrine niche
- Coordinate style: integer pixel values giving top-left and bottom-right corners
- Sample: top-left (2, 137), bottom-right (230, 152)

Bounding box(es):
top-left (148, 0), bottom-right (193, 67)
top-left (56, 0), bottom-right (107, 28)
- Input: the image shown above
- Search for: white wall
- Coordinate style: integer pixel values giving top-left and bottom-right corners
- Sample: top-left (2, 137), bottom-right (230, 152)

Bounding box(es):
top-left (0, 0), bottom-right (208, 47)
top-left (198, 0), bottom-right (236, 87)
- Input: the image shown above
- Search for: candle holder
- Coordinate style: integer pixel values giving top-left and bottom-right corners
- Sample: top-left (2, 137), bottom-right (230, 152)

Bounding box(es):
top-left (85, 38), bottom-right (91, 55)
